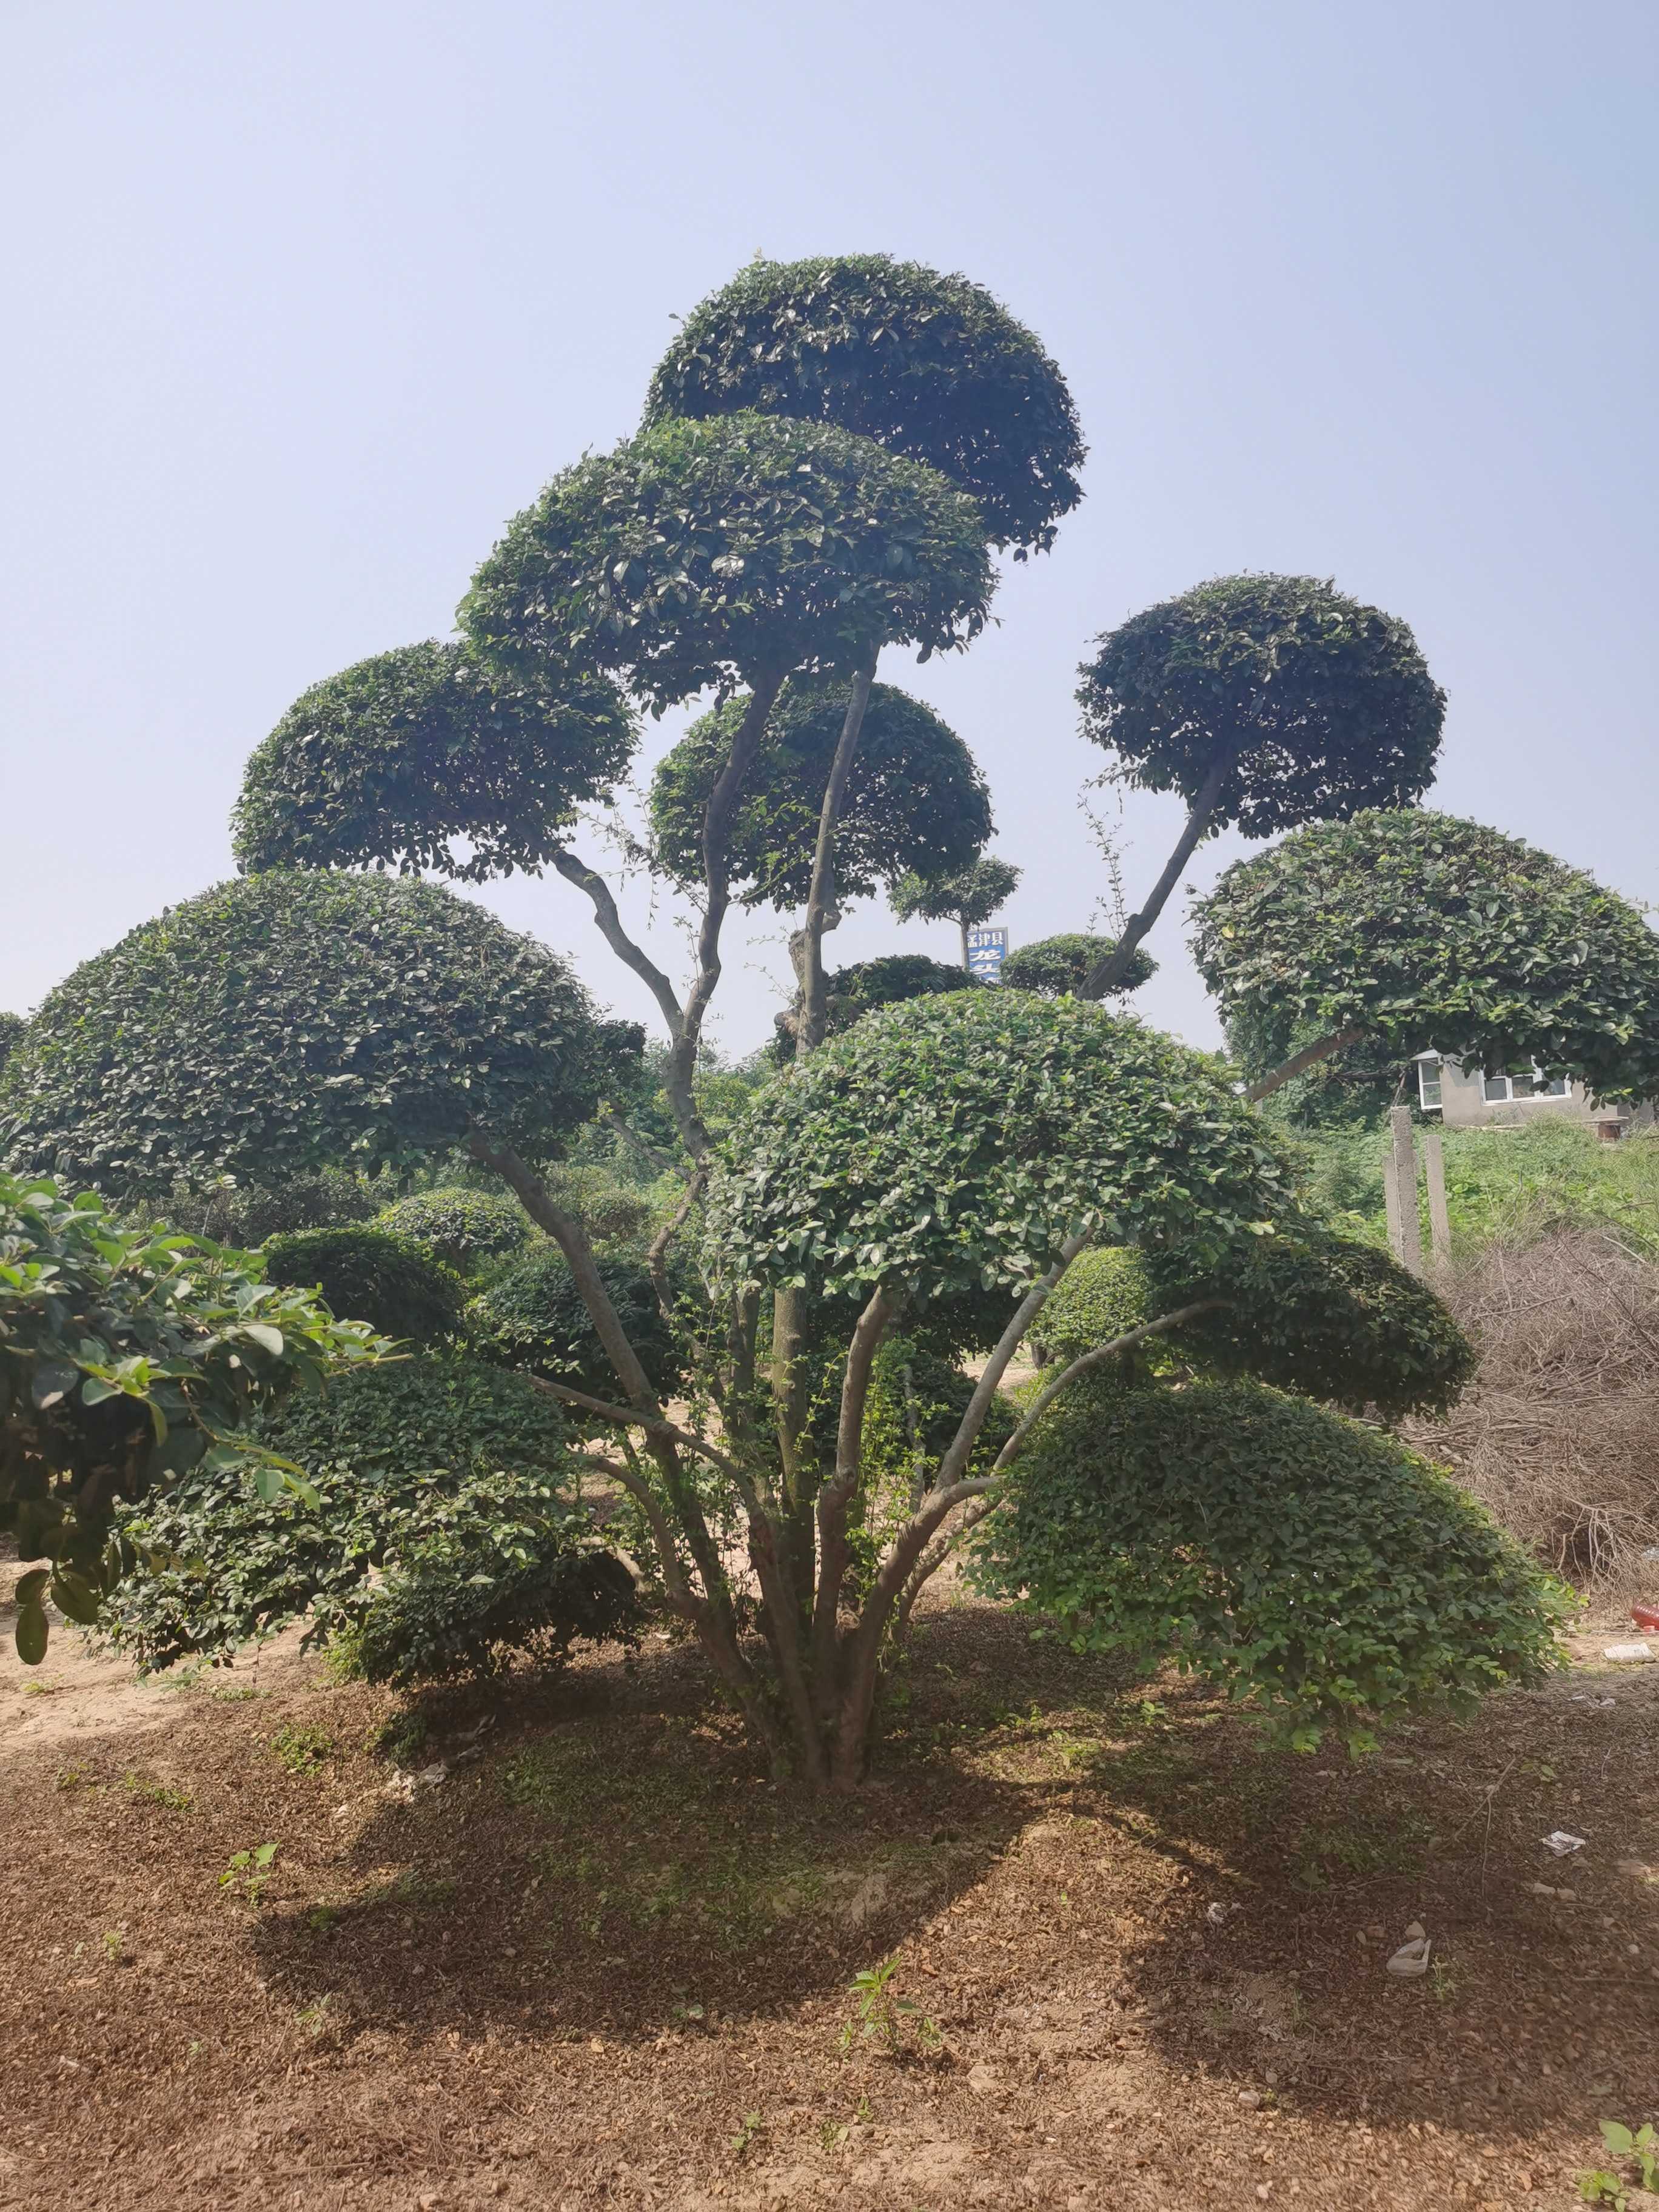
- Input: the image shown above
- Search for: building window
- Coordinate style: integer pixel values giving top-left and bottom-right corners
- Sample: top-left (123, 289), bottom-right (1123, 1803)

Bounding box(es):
top-left (1483, 1067), bottom-right (1570, 1103)
top-left (1416, 1056), bottom-right (1443, 1110)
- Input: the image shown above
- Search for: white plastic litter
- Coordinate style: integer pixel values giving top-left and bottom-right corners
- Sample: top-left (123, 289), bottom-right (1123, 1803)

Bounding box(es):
top-left (1386, 1937), bottom-right (1431, 1978)
top-left (1541, 1831), bottom-right (1586, 1855)
top-left (1603, 1642), bottom-right (1654, 1663)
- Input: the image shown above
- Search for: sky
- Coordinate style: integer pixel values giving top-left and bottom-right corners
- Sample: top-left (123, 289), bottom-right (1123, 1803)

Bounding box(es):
top-left (4, 0), bottom-right (1655, 1063)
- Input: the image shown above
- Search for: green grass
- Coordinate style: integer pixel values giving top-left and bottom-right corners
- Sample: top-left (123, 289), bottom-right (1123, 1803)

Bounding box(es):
top-left (1298, 1118), bottom-right (1659, 1258)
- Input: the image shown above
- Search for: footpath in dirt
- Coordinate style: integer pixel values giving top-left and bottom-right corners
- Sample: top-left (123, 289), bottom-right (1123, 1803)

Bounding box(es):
top-left (0, 1583), bottom-right (1654, 2212)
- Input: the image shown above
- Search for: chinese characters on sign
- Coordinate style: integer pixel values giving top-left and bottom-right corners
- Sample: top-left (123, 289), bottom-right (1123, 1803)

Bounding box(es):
top-left (967, 927), bottom-right (1008, 982)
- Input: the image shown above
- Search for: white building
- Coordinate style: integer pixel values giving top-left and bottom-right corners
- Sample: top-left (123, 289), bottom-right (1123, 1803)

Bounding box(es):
top-left (1413, 1053), bottom-right (1649, 1134)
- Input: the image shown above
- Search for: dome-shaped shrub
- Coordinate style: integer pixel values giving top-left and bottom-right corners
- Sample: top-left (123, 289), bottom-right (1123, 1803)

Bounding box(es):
top-left (376, 1187), bottom-right (530, 1275)
top-left (974, 1375), bottom-right (1567, 1749)
top-left (263, 1226), bottom-right (465, 1344)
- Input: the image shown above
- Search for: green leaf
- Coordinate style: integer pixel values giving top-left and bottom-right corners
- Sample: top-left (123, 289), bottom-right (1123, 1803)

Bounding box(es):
top-left (50, 1574), bottom-right (103, 1627)
top-left (15, 1601), bottom-right (49, 1666)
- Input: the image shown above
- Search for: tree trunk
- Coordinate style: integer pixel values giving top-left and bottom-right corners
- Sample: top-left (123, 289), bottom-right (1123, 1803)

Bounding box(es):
top-left (959, 916), bottom-right (970, 973)
top-left (1082, 750), bottom-right (1234, 999)
top-left (795, 650), bottom-right (877, 1059)
top-left (1243, 1027), bottom-right (1368, 1102)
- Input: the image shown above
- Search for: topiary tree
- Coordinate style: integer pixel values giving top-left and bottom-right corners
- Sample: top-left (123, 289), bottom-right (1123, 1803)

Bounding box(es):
top-left (1193, 810), bottom-right (1659, 1104)
top-left (461, 408), bottom-right (996, 1090)
top-left (971, 1376), bottom-right (1567, 1751)
top-left (0, 871), bottom-right (638, 1201)
top-left (232, 640), bottom-right (637, 881)
top-left (1001, 933), bottom-right (1156, 998)
top-left (0, 1173), bottom-right (387, 1660)
top-left (101, 1353), bottom-right (642, 1681)
top-left (890, 855), bottom-right (1022, 971)
top-left (261, 1225), bottom-right (466, 1344)
top-left (769, 953), bottom-right (978, 1064)
top-left (691, 990), bottom-right (1295, 1781)
top-left (1075, 575), bottom-right (1445, 997)
top-left (643, 252), bottom-right (1084, 557)
top-left (376, 1187), bottom-right (532, 1275)
top-left (650, 676), bottom-right (992, 913)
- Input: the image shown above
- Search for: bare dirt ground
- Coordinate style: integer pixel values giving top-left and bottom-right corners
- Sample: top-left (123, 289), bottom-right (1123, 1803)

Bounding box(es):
top-left (1, 1581), bottom-right (1654, 2212)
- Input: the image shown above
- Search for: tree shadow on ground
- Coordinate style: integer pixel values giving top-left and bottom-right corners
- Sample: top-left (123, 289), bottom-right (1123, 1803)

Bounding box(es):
top-left (238, 1601), bottom-right (1658, 2153)
top-left (248, 1604), bottom-right (1118, 2040)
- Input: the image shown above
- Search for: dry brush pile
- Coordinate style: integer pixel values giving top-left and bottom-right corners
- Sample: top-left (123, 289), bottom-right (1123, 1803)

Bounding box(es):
top-left (1406, 1228), bottom-right (1659, 1593)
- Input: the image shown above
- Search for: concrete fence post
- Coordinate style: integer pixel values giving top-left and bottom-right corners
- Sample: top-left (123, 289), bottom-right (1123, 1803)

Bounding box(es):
top-left (1388, 1105), bottom-right (1424, 1278)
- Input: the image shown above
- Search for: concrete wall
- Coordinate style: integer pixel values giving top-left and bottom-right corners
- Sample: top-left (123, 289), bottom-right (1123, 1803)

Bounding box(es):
top-left (1422, 1054), bottom-right (1641, 1131)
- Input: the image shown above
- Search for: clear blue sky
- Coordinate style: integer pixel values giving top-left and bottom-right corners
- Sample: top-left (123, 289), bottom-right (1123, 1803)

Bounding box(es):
top-left (4, 0), bottom-right (1654, 1059)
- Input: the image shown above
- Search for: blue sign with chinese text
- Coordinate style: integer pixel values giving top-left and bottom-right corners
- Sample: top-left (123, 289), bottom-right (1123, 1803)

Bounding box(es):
top-left (967, 927), bottom-right (1008, 982)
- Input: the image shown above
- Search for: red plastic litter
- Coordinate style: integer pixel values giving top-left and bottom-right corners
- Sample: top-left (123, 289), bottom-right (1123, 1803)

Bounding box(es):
top-left (1633, 1603), bottom-right (1659, 1634)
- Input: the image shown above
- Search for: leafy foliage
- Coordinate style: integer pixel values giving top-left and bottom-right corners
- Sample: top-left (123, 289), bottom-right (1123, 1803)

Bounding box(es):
top-left (344, 1491), bottom-right (643, 1686)
top-left (461, 412), bottom-right (995, 708)
top-left (0, 1174), bottom-right (386, 1659)
top-left (856, 1336), bottom-right (1017, 1492)
top-left (261, 1227), bottom-right (466, 1344)
top-left (0, 871), bottom-right (640, 1198)
top-left (706, 993), bottom-right (1290, 1310)
top-left (974, 1375), bottom-right (1568, 1749)
top-left (1002, 934), bottom-right (1156, 998)
top-left (643, 253), bottom-right (1085, 554)
top-left (769, 953), bottom-right (979, 1064)
top-left (543, 1163), bottom-right (658, 1244)
top-left (1028, 1231), bottom-right (1472, 1418)
top-left (1028, 1248), bottom-right (1164, 1372)
top-left (1078, 575), bottom-right (1444, 836)
top-left (470, 1245), bottom-right (682, 1404)
top-left (149, 1168), bottom-right (390, 1249)
top-left (107, 1450), bottom-right (640, 1684)
top-left (0, 1014), bottom-right (22, 1075)
top-left (890, 855), bottom-right (1021, 934)
top-left (1194, 810), bottom-right (1659, 1100)
top-left (374, 1187), bottom-right (530, 1275)
top-left (232, 640), bottom-right (637, 880)
top-left (1142, 1228), bottom-right (1475, 1418)
top-left (650, 678), bottom-right (991, 908)
top-left (255, 1352), bottom-right (569, 1482)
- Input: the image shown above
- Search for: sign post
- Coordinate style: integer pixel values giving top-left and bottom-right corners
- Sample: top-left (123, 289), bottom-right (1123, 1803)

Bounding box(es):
top-left (966, 927), bottom-right (1008, 983)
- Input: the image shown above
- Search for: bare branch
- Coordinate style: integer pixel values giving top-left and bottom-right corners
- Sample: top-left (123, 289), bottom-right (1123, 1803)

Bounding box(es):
top-left (550, 845), bottom-right (684, 1039)
top-left (1243, 1027), bottom-right (1369, 1103)
top-left (931, 1233), bottom-right (1091, 1495)
top-left (990, 1299), bottom-right (1230, 1472)
top-left (1082, 749), bottom-right (1233, 999)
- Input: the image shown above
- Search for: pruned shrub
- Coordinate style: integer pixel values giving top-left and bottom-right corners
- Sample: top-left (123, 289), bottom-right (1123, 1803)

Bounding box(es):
top-left (1028, 1248), bottom-right (1159, 1372)
top-left (107, 1456), bottom-right (641, 1683)
top-left (1027, 1232), bottom-right (1472, 1418)
top-left (544, 1164), bottom-right (657, 1245)
top-left (974, 1375), bottom-right (1569, 1750)
top-left (1142, 1227), bottom-right (1475, 1419)
top-left (1002, 934), bottom-right (1156, 998)
top-left (470, 1247), bottom-right (681, 1403)
top-left (152, 1168), bottom-right (389, 1248)
top-left (376, 1187), bottom-right (531, 1275)
top-left (262, 1225), bottom-right (466, 1344)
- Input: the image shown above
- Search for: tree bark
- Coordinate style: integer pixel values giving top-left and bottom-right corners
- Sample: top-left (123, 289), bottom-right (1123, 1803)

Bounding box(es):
top-left (1081, 750), bottom-right (1234, 999)
top-left (959, 916), bottom-right (970, 973)
top-left (1242, 1027), bottom-right (1368, 1102)
top-left (795, 649), bottom-right (878, 1059)
top-left (669, 670), bottom-right (786, 1146)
